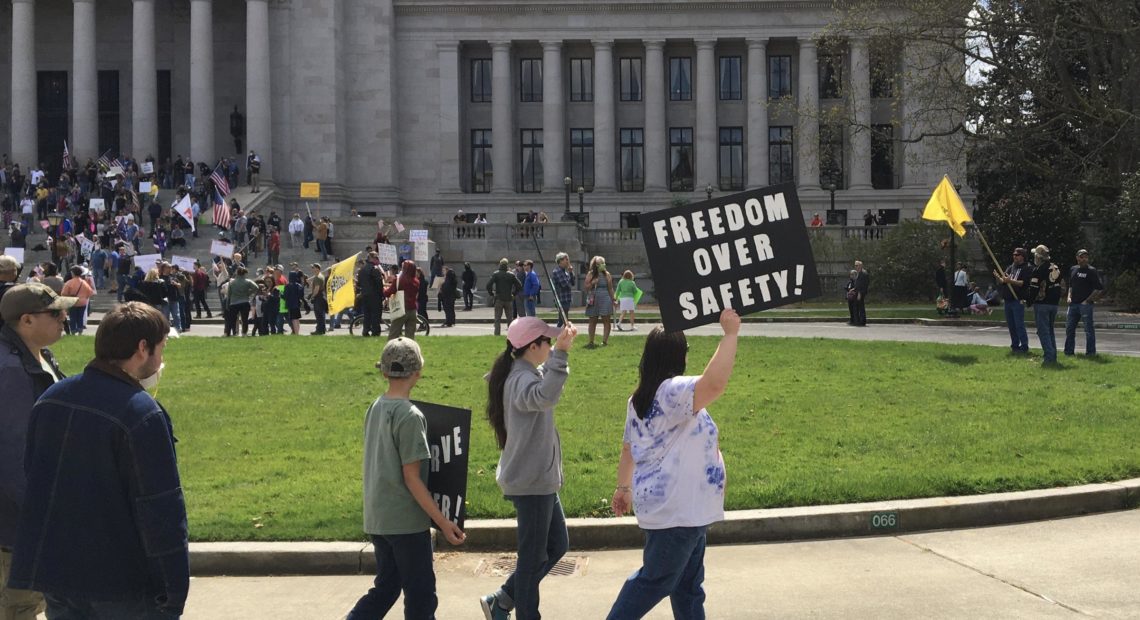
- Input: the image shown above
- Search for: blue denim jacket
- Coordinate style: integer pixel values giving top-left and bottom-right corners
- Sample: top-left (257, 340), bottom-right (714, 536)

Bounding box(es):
top-left (7, 361), bottom-right (189, 615)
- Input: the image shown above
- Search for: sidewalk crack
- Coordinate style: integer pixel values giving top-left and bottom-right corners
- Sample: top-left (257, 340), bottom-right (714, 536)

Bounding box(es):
top-left (896, 536), bottom-right (1091, 616)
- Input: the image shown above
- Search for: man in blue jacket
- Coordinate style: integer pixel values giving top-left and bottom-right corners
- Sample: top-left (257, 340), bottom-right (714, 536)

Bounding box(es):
top-left (7, 302), bottom-right (189, 618)
top-left (522, 260), bottom-right (541, 317)
top-left (0, 283), bottom-right (72, 620)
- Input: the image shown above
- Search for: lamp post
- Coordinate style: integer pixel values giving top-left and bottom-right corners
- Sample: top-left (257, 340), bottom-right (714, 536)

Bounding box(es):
top-left (561, 176), bottom-right (575, 222)
top-left (827, 183), bottom-right (836, 213)
top-left (705, 183), bottom-right (713, 201)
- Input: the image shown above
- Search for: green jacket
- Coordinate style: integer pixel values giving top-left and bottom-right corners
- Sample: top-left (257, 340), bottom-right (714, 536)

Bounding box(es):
top-left (487, 267), bottom-right (521, 303)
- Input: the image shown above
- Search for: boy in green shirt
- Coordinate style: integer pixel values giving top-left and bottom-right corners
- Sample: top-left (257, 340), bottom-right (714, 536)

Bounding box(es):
top-left (348, 337), bottom-right (466, 619)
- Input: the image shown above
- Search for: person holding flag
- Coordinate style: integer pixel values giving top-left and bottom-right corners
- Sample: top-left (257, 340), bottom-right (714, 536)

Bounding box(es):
top-left (326, 252), bottom-right (361, 332)
top-left (210, 163), bottom-right (232, 231)
top-left (171, 192), bottom-right (196, 234)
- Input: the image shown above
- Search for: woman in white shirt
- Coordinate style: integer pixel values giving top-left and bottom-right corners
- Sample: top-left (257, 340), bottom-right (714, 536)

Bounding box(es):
top-left (607, 309), bottom-right (740, 619)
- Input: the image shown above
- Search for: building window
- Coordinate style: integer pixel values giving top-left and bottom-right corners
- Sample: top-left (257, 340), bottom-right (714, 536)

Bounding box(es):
top-left (620, 57), bottom-right (642, 101)
top-left (871, 124), bottom-right (895, 189)
top-left (570, 58), bottom-right (593, 102)
top-left (871, 46), bottom-right (896, 98)
top-left (719, 56), bottom-right (742, 100)
top-left (520, 129), bottom-right (543, 193)
top-left (819, 54), bottom-right (843, 99)
top-left (471, 59), bottom-right (492, 103)
top-left (819, 124), bottom-right (844, 188)
top-left (718, 127), bottom-right (744, 191)
top-left (471, 129), bottom-right (492, 193)
top-left (768, 56), bottom-right (792, 99)
top-left (670, 57), bottom-right (692, 101)
top-left (768, 126), bottom-right (793, 185)
top-left (619, 212), bottom-right (641, 229)
top-left (98, 70), bottom-right (120, 155)
top-left (520, 58), bottom-right (543, 102)
top-left (157, 70), bottom-right (172, 163)
top-left (570, 129), bottom-right (594, 190)
top-left (619, 128), bottom-right (644, 192)
top-left (669, 127), bottom-right (694, 191)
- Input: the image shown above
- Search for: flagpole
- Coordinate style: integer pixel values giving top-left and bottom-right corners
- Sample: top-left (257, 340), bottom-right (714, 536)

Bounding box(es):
top-left (530, 234), bottom-right (569, 326)
top-left (972, 226), bottom-right (1018, 298)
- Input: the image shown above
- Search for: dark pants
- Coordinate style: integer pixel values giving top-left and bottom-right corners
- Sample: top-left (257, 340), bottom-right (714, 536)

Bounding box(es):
top-left (181, 296), bottom-right (192, 330)
top-left (193, 290), bottom-right (211, 317)
top-left (442, 297), bottom-right (456, 326)
top-left (853, 295), bottom-right (867, 326)
top-left (45, 593), bottom-right (179, 619)
top-left (362, 297), bottom-right (382, 337)
top-left (347, 531), bottom-right (437, 620)
top-left (418, 298), bottom-right (429, 322)
top-left (463, 286), bottom-right (474, 310)
top-left (494, 493), bottom-right (569, 620)
top-left (225, 302), bottom-right (251, 336)
top-left (606, 526), bottom-right (708, 620)
top-left (313, 296), bottom-right (328, 333)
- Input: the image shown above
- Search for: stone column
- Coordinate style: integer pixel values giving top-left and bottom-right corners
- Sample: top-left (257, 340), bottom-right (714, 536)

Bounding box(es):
top-left (796, 38), bottom-right (819, 190)
top-left (437, 42), bottom-right (461, 192)
top-left (541, 40), bottom-right (564, 192)
top-left (746, 38), bottom-right (768, 188)
top-left (592, 39), bottom-right (615, 191)
top-left (695, 39), bottom-right (717, 191)
top-left (901, 42), bottom-right (927, 188)
top-left (849, 37), bottom-right (872, 189)
top-left (246, 0), bottom-right (272, 178)
top-left (491, 40), bottom-right (514, 194)
top-left (72, 0), bottom-right (98, 162)
top-left (190, 0), bottom-right (215, 163)
top-left (643, 40), bottom-right (666, 191)
top-left (11, 0), bottom-right (37, 167)
top-left (132, 0), bottom-right (158, 158)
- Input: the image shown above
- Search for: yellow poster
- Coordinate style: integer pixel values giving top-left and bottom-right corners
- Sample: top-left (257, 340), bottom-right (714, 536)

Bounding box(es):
top-left (300, 182), bottom-right (321, 199)
top-left (326, 253), bottom-right (360, 315)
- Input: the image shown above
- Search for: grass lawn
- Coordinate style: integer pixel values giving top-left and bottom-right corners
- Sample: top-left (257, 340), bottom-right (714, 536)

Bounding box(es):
top-left (49, 335), bottom-right (1140, 542)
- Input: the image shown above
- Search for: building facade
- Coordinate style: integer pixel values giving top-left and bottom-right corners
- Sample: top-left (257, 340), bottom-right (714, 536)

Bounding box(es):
top-left (3, 0), bottom-right (965, 226)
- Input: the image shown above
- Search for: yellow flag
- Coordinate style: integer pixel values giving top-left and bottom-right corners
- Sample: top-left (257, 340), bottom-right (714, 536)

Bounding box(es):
top-left (922, 176), bottom-right (972, 237)
top-left (326, 253), bottom-right (360, 315)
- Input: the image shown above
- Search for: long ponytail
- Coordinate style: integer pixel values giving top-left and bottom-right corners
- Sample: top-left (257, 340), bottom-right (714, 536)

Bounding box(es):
top-left (486, 342), bottom-right (526, 450)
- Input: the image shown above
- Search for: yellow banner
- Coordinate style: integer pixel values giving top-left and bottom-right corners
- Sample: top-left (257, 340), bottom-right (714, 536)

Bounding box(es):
top-left (922, 176), bottom-right (972, 238)
top-left (326, 253), bottom-right (360, 315)
top-left (300, 182), bottom-right (321, 199)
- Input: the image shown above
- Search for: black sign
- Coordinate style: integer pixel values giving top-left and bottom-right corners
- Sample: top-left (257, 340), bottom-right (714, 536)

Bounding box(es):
top-left (639, 184), bottom-right (821, 331)
top-left (413, 401), bottom-right (471, 529)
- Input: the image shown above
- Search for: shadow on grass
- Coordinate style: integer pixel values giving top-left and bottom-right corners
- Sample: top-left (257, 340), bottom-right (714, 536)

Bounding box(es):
top-left (1081, 354), bottom-right (1112, 365)
top-left (934, 353), bottom-right (980, 366)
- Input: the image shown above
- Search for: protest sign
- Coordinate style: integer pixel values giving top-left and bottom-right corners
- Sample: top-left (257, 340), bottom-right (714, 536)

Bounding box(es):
top-left (413, 401), bottom-right (471, 529)
top-left (141, 161), bottom-right (154, 175)
top-left (377, 243), bottom-right (398, 265)
top-left (88, 198), bottom-right (106, 212)
top-left (210, 239), bottom-right (235, 258)
top-left (639, 183), bottom-right (820, 331)
top-left (106, 166), bottom-right (124, 178)
top-left (140, 181), bottom-right (153, 194)
top-left (409, 229), bottom-right (429, 242)
top-left (171, 255), bottom-right (197, 272)
top-left (300, 182), bottom-right (321, 199)
top-left (134, 253), bottom-right (161, 274)
top-left (3, 248), bottom-right (25, 265)
top-left (78, 237), bottom-right (95, 255)
top-left (414, 241), bottom-right (429, 262)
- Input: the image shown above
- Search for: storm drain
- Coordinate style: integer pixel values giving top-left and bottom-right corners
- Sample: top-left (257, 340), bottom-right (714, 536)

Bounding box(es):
top-left (474, 555), bottom-right (588, 577)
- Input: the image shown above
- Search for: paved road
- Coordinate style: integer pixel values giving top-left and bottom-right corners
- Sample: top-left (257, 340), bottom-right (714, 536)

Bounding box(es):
top-left (181, 508), bottom-right (1140, 619)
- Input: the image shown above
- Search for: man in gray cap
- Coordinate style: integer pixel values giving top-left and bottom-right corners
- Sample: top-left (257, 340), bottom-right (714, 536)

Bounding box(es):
top-left (0, 255), bottom-right (22, 328)
top-left (0, 283), bottom-right (73, 619)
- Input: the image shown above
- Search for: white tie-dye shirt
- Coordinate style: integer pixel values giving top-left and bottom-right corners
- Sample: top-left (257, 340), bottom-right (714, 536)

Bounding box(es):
top-left (623, 376), bottom-right (725, 529)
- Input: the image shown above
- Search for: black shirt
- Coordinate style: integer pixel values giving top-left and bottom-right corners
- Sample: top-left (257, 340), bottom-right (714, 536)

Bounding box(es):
top-left (1027, 262), bottom-right (1063, 306)
top-left (1068, 265), bottom-right (1104, 304)
top-left (1002, 262), bottom-right (1032, 301)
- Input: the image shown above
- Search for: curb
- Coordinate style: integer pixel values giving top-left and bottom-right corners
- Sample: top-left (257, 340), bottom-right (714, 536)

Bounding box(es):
top-left (189, 477), bottom-right (1140, 576)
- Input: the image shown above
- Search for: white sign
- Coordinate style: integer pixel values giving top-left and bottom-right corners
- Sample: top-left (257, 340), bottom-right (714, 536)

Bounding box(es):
top-left (414, 241), bottom-right (429, 262)
top-left (210, 239), bottom-right (235, 258)
top-left (410, 229), bottom-right (429, 242)
top-left (140, 181), bottom-right (153, 194)
top-left (171, 255), bottom-right (197, 272)
top-left (141, 161), bottom-right (154, 175)
top-left (3, 247), bottom-right (25, 265)
top-left (89, 198), bottom-right (106, 212)
top-left (106, 166), bottom-right (125, 178)
top-left (134, 253), bottom-right (162, 274)
top-left (377, 243), bottom-right (398, 265)
top-left (78, 237), bottom-right (96, 255)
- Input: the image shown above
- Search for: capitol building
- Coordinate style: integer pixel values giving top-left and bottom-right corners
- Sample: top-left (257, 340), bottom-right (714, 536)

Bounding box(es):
top-left (3, 0), bottom-right (965, 226)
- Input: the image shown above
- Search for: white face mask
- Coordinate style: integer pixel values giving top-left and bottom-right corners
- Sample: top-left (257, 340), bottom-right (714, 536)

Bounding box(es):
top-left (139, 363), bottom-right (165, 391)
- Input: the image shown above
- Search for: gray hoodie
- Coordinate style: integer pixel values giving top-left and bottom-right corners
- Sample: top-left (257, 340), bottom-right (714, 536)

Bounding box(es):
top-left (495, 349), bottom-right (570, 496)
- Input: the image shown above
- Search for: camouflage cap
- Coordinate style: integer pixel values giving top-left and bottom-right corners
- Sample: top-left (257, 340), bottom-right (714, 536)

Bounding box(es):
top-left (376, 337), bottom-right (424, 378)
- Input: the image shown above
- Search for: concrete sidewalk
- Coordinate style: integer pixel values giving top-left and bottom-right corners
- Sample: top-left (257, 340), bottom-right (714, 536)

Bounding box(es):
top-left (182, 508), bottom-right (1140, 619)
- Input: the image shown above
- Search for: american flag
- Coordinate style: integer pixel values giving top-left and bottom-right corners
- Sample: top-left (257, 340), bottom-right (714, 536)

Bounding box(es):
top-left (62, 141), bottom-right (72, 170)
top-left (96, 149), bottom-right (113, 170)
top-left (212, 188), bottom-right (231, 229)
top-left (111, 158), bottom-right (124, 170)
top-left (209, 163), bottom-right (230, 197)
top-left (130, 190), bottom-right (140, 212)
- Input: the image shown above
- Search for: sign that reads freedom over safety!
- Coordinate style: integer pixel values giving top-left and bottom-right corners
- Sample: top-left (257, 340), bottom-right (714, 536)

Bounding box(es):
top-left (639, 184), bottom-right (821, 331)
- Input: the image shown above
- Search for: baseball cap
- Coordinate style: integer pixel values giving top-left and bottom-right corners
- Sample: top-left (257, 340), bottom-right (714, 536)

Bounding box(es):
top-left (377, 337), bottom-right (424, 378)
top-left (0, 255), bottom-right (20, 272)
top-left (1076, 249), bottom-right (1089, 257)
top-left (506, 317), bottom-right (562, 350)
top-left (0, 283), bottom-right (78, 323)
top-left (310, 263), bottom-right (322, 270)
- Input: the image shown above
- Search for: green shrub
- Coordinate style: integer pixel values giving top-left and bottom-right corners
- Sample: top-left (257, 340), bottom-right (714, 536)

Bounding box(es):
top-left (863, 220), bottom-right (954, 301)
top-left (1110, 270), bottom-right (1140, 312)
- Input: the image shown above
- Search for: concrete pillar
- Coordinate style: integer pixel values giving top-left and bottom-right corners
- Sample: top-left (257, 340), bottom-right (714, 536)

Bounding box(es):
top-left (746, 38), bottom-right (768, 188)
top-left (190, 0), bottom-right (215, 163)
top-left (437, 42), bottom-right (461, 192)
top-left (695, 39), bottom-right (717, 191)
top-left (246, 0), bottom-right (272, 178)
top-left (72, 0), bottom-right (98, 162)
top-left (132, 0), bottom-right (158, 159)
top-left (541, 40), bottom-right (564, 192)
top-left (592, 39), bottom-right (615, 191)
top-left (796, 38), bottom-right (819, 190)
top-left (901, 42), bottom-right (927, 188)
top-left (849, 37), bottom-right (872, 189)
top-left (643, 40), bottom-right (666, 192)
top-left (491, 40), bottom-right (514, 194)
top-left (11, 0), bottom-right (37, 167)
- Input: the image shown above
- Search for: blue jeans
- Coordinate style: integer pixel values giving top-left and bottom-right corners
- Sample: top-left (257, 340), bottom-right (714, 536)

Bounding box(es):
top-left (525, 297), bottom-right (537, 317)
top-left (494, 494), bottom-right (569, 620)
top-left (167, 300), bottom-right (183, 331)
top-left (317, 239), bottom-right (328, 261)
top-left (1003, 300), bottom-right (1029, 352)
top-left (45, 593), bottom-right (180, 619)
top-left (1034, 303), bottom-right (1058, 363)
top-left (607, 526), bottom-right (708, 620)
top-left (347, 531), bottom-right (437, 620)
top-left (92, 267), bottom-right (105, 291)
top-left (67, 306), bottom-right (86, 335)
top-left (1064, 303), bottom-right (1096, 355)
top-left (117, 273), bottom-right (130, 302)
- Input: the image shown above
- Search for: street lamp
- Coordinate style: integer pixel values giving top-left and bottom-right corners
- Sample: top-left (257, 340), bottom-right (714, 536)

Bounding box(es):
top-left (705, 183), bottom-right (714, 201)
top-left (562, 176), bottom-right (574, 221)
top-left (827, 183), bottom-right (836, 212)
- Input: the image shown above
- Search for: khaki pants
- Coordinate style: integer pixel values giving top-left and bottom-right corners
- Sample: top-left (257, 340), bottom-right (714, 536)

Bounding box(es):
top-left (388, 310), bottom-right (417, 340)
top-left (0, 547), bottom-right (43, 620)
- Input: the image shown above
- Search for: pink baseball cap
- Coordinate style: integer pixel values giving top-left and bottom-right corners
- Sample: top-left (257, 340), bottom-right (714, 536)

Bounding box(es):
top-left (507, 317), bottom-right (561, 349)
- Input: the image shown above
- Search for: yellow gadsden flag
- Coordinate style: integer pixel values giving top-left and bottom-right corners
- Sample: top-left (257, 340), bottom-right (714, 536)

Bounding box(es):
top-left (326, 253), bottom-right (360, 315)
top-left (922, 176), bottom-right (972, 237)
